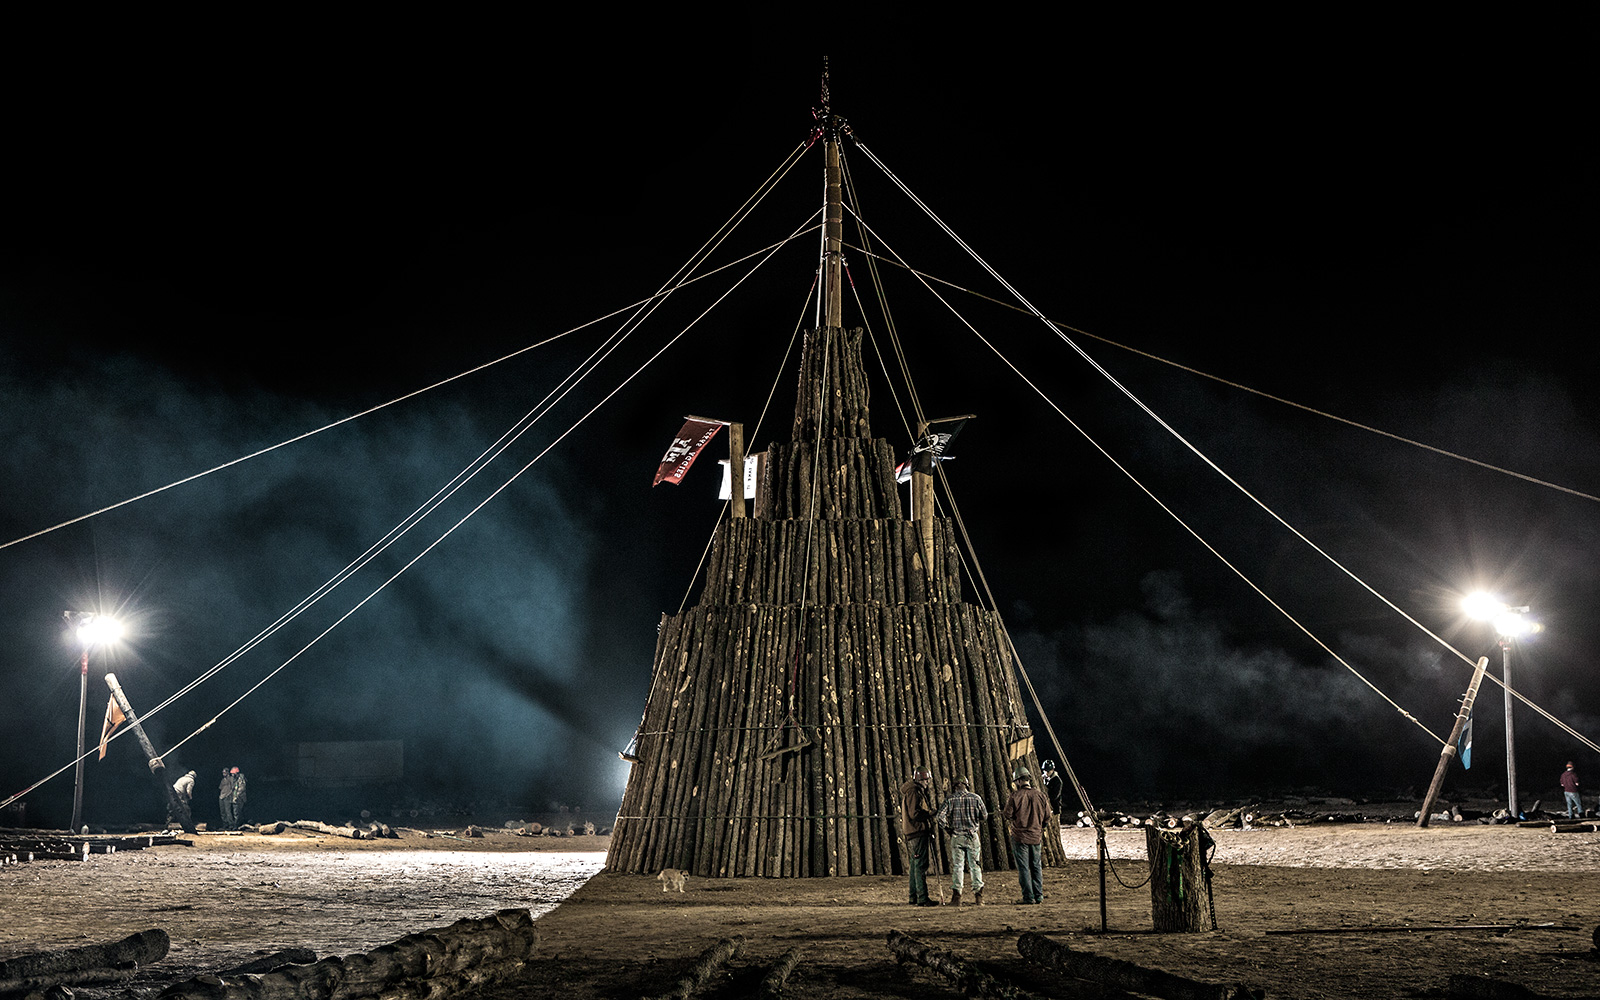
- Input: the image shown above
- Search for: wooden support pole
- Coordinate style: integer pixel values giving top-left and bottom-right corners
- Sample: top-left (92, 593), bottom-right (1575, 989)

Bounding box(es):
top-left (728, 422), bottom-right (745, 519)
top-left (1419, 656), bottom-right (1490, 828)
top-left (104, 672), bottom-right (193, 832)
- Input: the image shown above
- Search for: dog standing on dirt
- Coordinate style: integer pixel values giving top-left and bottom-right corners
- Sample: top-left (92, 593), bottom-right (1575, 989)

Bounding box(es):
top-left (657, 868), bottom-right (688, 893)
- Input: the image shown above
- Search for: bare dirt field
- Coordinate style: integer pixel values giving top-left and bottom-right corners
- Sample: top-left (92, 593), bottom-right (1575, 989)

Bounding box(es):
top-left (5, 815), bottom-right (1600, 999)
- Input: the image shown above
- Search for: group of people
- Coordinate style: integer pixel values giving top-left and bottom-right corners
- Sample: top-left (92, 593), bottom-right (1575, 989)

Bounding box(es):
top-left (899, 760), bottom-right (1061, 906)
top-left (169, 765), bottom-right (248, 830)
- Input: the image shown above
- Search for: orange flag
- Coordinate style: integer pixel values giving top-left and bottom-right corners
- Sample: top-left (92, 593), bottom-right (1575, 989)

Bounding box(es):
top-left (98, 696), bottom-right (125, 760)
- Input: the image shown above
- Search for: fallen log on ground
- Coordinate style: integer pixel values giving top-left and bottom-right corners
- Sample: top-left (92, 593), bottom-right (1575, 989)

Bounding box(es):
top-left (157, 908), bottom-right (537, 1000)
top-left (286, 821), bottom-right (373, 840)
top-left (218, 949), bottom-right (317, 976)
top-left (1017, 932), bottom-right (1263, 1000)
top-left (756, 947), bottom-right (802, 1000)
top-left (645, 937), bottom-right (742, 1000)
top-left (0, 929), bottom-right (169, 994)
top-left (887, 931), bottom-right (1031, 1000)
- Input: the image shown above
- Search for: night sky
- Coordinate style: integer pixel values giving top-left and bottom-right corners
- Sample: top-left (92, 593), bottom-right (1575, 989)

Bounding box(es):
top-left (3, 43), bottom-right (1596, 828)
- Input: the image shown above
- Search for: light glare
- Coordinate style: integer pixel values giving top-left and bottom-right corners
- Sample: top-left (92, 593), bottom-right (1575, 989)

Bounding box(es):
top-left (76, 614), bottom-right (124, 647)
top-left (1462, 592), bottom-right (1503, 621)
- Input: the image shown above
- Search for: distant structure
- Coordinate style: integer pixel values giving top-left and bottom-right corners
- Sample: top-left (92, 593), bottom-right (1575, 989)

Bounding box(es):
top-left (608, 103), bottom-right (1064, 877)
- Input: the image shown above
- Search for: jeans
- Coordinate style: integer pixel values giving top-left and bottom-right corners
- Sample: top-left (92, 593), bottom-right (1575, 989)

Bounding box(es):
top-left (1566, 791), bottom-right (1583, 818)
top-left (1012, 841), bottom-right (1043, 902)
top-left (949, 832), bottom-right (984, 892)
top-left (906, 831), bottom-right (931, 902)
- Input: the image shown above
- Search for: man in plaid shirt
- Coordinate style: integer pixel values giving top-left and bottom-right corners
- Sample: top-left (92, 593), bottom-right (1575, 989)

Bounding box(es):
top-left (933, 777), bottom-right (989, 905)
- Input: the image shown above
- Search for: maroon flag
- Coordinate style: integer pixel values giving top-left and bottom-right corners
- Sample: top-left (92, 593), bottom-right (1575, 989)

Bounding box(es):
top-left (652, 418), bottom-right (723, 486)
top-left (98, 696), bottom-right (125, 760)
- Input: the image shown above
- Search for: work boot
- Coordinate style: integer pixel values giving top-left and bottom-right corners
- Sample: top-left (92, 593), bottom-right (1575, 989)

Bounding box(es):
top-left (975, 887), bottom-right (984, 905)
top-left (951, 888), bottom-right (962, 906)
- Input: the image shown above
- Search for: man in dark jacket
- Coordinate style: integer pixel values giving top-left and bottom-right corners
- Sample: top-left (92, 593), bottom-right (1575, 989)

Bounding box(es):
top-left (1040, 760), bottom-right (1063, 816)
top-left (1002, 772), bottom-right (1051, 904)
top-left (218, 769), bottom-right (236, 830)
top-left (899, 767), bottom-right (938, 906)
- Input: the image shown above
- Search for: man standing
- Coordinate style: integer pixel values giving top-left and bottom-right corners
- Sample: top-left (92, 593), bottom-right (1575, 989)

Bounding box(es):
top-left (230, 767), bottom-right (248, 828)
top-left (218, 768), bottom-right (236, 830)
top-left (1002, 772), bottom-right (1050, 904)
top-left (169, 770), bottom-right (196, 828)
top-left (1041, 760), bottom-right (1063, 816)
top-left (899, 767), bottom-right (939, 906)
top-left (1561, 761), bottom-right (1582, 818)
top-left (934, 778), bottom-right (988, 905)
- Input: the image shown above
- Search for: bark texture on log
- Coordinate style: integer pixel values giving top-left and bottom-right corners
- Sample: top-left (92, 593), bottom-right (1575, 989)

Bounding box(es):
top-left (156, 908), bottom-right (537, 1000)
top-left (610, 327), bottom-right (1063, 878)
top-left (644, 937), bottom-right (742, 1000)
top-left (756, 948), bottom-right (802, 1000)
top-left (0, 929), bottom-right (169, 993)
top-left (886, 931), bottom-right (1029, 1000)
top-left (1017, 932), bottom-right (1263, 1000)
top-left (1146, 825), bottom-right (1212, 932)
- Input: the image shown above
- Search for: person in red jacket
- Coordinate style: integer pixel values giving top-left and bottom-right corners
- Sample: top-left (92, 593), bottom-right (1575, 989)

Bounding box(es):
top-left (1560, 762), bottom-right (1582, 818)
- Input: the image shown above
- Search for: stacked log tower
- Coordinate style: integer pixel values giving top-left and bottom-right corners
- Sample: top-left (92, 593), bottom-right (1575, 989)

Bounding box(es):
top-left (608, 110), bottom-right (1065, 878)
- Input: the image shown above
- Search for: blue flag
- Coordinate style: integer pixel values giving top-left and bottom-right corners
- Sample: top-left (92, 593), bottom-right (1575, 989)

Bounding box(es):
top-left (1456, 712), bottom-right (1473, 770)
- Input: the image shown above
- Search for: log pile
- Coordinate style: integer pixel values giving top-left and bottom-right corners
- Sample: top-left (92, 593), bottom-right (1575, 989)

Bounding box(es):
top-left (610, 326), bottom-right (1062, 878)
top-left (0, 831), bottom-right (186, 865)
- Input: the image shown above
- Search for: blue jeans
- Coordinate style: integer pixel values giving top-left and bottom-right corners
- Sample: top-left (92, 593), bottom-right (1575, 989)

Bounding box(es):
top-left (906, 831), bottom-right (931, 902)
top-left (1566, 791), bottom-right (1583, 818)
top-left (1012, 841), bottom-right (1043, 902)
top-left (949, 832), bottom-right (984, 893)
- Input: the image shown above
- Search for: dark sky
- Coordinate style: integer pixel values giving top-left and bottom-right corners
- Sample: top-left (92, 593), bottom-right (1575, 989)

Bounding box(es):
top-left (3, 41), bottom-right (1597, 826)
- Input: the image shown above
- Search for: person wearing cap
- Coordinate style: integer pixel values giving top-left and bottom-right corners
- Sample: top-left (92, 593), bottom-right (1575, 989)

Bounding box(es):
top-left (899, 767), bottom-right (939, 906)
top-left (1560, 761), bottom-right (1582, 818)
top-left (933, 777), bottom-right (988, 905)
top-left (169, 769), bottom-right (196, 828)
top-left (230, 767), bottom-right (248, 829)
top-left (1040, 760), bottom-right (1063, 816)
top-left (1002, 771), bottom-right (1051, 904)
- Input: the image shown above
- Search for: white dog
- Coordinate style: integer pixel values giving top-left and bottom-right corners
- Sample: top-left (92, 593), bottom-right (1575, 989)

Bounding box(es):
top-left (656, 868), bottom-right (688, 893)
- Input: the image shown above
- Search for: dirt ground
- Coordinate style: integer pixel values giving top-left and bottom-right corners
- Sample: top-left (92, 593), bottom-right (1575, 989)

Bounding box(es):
top-left (5, 815), bottom-right (1600, 999)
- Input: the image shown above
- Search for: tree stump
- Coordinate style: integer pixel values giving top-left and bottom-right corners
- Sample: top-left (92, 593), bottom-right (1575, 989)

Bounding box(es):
top-left (1145, 825), bottom-right (1212, 932)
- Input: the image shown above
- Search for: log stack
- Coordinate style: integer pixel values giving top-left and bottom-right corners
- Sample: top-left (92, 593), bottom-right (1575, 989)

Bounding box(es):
top-left (609, 326), bottom-right (1064, 877)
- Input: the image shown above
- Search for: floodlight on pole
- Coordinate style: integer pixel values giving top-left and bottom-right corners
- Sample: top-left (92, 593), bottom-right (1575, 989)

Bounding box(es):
top-left (65, 611), bottom-right (122, 833)
top-left (1461, 593), bottom-right (1538, 819)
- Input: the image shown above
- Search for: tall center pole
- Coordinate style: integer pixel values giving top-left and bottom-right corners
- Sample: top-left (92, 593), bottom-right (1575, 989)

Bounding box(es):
top-left (823, 135), bottom-right (843, 329)
top-left (814, 60), bottom-right (847, 331)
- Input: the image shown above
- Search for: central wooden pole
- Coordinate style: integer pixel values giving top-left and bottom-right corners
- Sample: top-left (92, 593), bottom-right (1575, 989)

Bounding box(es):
top-left (728, 422), bottom-right (745, 518)
top-left (822, 136), bottom-right (843, 329)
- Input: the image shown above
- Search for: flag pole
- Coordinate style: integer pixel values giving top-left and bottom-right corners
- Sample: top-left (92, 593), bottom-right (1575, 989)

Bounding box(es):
top-left (1417, 656), bottom-right (1489, 828)
top-left (104, 673), bottom-right (195, 832)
